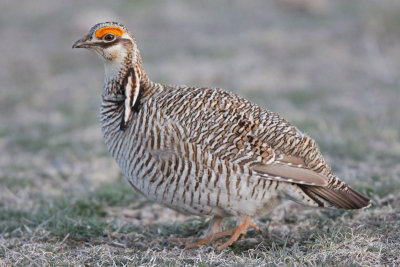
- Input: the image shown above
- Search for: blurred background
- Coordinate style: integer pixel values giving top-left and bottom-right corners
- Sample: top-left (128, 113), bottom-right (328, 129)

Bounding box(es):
top-left (0, 0), bottom-right (399, 265)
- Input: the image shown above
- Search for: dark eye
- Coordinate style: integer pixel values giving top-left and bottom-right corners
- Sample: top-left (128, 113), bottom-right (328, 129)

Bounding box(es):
top-left (103, 34), bottom-right (115, 42)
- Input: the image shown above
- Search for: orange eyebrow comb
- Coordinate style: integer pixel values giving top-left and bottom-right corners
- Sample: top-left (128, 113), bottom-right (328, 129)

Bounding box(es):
top-left (95, 26), bottom-right (124, 38)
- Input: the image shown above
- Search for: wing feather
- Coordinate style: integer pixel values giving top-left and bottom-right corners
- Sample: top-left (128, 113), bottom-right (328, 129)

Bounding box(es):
top-left (252, 162), bottom-right (328, 186)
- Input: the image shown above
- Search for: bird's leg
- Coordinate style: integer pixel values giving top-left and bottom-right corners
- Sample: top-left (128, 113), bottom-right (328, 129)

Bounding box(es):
top-left (170, 216), bottom-right (223, 244)
top-left (171, 215), bottom-right (259, 250)
top-left (186, 216), bottom-right (259, 249)
top-left (182, 216), bottom-right (225, 248)
top-left (217, 215), bottom-right (259, 251)
top-left (185, 222), bottom-right (238, 249)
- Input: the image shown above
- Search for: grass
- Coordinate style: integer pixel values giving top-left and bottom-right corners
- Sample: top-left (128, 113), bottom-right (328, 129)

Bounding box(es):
top-left (1, 176), bottom-right (399, 265)
top-left (0, 176), bottom-right (34, 193)
top-left (3, 210), bottom-right (397, 266)
top-left (0, 176), bottom-right (140, 240)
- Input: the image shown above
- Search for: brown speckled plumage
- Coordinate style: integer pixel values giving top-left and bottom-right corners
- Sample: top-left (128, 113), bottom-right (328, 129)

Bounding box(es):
top-left (73, 22), bottom-right (370, 250)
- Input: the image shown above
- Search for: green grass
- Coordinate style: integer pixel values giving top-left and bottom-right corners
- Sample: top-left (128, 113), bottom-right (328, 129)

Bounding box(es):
top-left (1, 196), bottom-right (399, 265)
top-left (0, 175), bottom-right (34, 193)
top-left (7, 175), bottom-right (395, 265)
top-left (1, 196), bottom-right (106, 241)
top-left (0, 177), bottom-right (139, 241)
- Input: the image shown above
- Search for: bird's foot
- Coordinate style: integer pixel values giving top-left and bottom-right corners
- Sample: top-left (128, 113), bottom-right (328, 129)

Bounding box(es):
top-left (171, 215), bottom-right (259, 250)
top-left (170, 227), bottom-right (236, 248)
top-left (184, 227), bottom-right (236, 249)
top-left (217, 215), bottom-right (259, 251)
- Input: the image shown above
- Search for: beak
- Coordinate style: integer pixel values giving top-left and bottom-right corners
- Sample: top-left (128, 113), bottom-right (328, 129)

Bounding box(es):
top-left (72, 35), bottom-right (92, 49)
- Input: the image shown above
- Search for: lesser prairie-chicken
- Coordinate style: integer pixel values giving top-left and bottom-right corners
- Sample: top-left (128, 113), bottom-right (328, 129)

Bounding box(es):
top-left (73, 22), bottom-right (370, 250)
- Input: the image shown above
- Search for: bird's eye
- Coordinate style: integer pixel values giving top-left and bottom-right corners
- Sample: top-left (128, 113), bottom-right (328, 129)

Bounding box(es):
top-left (103, 34), bottom-right (115, 42)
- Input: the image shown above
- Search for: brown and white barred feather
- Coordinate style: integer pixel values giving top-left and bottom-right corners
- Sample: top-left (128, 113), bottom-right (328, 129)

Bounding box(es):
top-left (81, 21), bottom-right (369, 221)
top-left (101, 82), bottom-right (369, 216)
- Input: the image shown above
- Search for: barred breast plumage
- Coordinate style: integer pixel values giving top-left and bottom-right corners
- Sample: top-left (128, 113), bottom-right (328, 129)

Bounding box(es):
top-left (73, 21), bottom-right (370, 250)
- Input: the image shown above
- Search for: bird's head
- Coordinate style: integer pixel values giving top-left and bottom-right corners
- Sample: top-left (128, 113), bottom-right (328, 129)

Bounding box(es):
top-left (73, 22), bottom-right (141, 80)
top-left (73, 22), bottom-right (147, 130)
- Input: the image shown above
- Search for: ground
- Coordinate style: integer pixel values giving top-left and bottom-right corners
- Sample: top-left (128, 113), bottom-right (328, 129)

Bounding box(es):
top-left (0, 0), bottom-right (399, 266)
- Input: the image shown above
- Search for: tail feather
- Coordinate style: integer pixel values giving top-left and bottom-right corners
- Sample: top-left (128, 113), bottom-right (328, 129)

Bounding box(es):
top-left (299, 185), bottom-right (370, 209)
